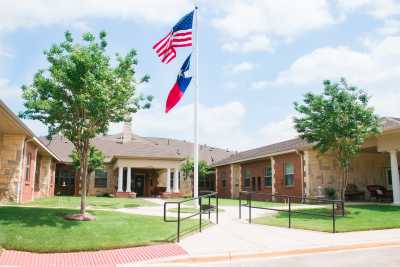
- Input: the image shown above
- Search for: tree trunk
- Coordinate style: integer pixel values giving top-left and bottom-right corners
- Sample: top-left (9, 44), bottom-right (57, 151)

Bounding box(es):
top-left (80, 140), bottom-right (89, 215)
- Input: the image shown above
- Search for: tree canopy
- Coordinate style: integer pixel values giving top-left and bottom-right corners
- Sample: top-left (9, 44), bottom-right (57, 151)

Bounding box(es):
top-left (20, 31), bottom-right (152, 216)
top-left (294, 78), bottom-right (380, 200)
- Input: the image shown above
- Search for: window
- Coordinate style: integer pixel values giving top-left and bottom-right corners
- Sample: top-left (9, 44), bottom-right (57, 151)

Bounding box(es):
top-left (34, 156), bottom-right (41, 191)
top-left (264, 166), bottom-right (272, 187)
top-left (220, 171), bottom-right (227, 188)
top-left (95, 170), bottom-right (108, 188)
top-left (25, 152), bottom-right (32, 182)
top-left (284, 162), bottom-right (294, 186)
top-left (244, 169), bottom-right (251, 188)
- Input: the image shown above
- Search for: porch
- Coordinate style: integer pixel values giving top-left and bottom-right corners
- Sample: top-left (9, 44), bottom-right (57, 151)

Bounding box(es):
top-left (114, 166), bottom-right (182, 198)
top-left (305, 128), bottom-right (400, 204)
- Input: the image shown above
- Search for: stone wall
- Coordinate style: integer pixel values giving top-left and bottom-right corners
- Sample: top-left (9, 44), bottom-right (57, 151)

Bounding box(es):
top-left (33, 156), bottom-right (54, 199)
top-left (304, 149), bottom-right (389, 198)
top-left (0, 134), bottom-right (25, 202)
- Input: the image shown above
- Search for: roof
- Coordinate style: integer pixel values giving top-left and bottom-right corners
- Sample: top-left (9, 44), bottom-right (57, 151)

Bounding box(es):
top-left (40, 133), bottom-right (234, 164)
top-left (0, 99), bottom-right (60, 161)
top-left (214, 117), bottom-right (400, 167)
top-left (213, 138), bottom-right (309, 166)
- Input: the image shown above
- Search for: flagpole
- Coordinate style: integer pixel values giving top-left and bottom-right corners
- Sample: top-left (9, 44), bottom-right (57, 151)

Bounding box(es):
top-left (193, 5), bottom-right (199, 205)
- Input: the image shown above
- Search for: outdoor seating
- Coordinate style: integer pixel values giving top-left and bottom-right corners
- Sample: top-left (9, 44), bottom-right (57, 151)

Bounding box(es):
top-left (366, 185), bottom-right (393, 202)
top-left (345, 184), bottom-right (365, 201)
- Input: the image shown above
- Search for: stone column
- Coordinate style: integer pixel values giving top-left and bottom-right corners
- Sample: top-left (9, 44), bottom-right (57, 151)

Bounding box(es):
top-left (173, 169), bottom-right (179, 193)
top-left (270, 157), bottom-right (276, 195)
top-left (389, 150), bottom-right (400, 204)
top-left (166, 168), bottom-right (171, 193)
top-left (126, 167), bottom-right (131, 193)
top-left (117, 167), bottom-right (124, 192)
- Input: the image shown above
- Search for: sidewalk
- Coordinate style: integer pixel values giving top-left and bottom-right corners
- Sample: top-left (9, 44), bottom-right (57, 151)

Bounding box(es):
top-left (178, 206), bottom-right (400, 256)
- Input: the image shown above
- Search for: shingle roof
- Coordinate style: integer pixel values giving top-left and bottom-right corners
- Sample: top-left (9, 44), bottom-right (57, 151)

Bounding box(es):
top-left (213, 116), bottom-right (400, 167)
top-left (214, 138), bottom-right (309, 166)
top-left (39, 133), bottom-right (234, 164)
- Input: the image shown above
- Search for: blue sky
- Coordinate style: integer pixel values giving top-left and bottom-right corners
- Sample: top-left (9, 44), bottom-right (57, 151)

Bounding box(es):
top-left (1, 0), bottom-right (400, 151)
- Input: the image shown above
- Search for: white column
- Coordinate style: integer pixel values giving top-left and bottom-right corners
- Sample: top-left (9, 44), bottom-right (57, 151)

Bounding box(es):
top-left (117, 167), bottom-right (124, 192)
top-left (389, 150), bottom-right (400, 204)
top-left (166, 168), bottom-right (171, 193)
top-left (173, 169), bottom-right (179, 193)
top-left (126, 167), bottom-right (131, 193)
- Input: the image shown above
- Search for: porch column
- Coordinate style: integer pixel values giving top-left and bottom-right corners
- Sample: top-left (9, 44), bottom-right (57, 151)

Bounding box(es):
top-left (126, 167), bottom-right (131, 193)
top-left (173, 169), bottom-right (179, 193)
top-left (117, 167), bottom-right (124, 192)
top-left (389, 150), bottom-right (400, 204)
top-left (166, 168), bottom-right (171, 193)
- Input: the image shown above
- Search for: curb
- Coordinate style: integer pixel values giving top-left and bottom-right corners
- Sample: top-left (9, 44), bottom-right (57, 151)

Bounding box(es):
top-left (164, 240), bottom-right (400, 264)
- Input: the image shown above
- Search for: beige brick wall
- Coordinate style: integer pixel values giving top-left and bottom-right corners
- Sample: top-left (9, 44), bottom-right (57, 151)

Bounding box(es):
top-left (305, 149), bottom-right (389, 198)
top-left (0, 133), bottom-right (25, 202)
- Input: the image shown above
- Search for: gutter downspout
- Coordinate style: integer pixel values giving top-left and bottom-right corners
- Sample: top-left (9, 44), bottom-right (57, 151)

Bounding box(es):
top-left (296, 150), bottom-right (305, 202)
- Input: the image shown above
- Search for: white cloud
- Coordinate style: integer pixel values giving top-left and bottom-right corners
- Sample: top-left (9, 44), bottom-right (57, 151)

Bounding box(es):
top-left (264, 35), bottom-right (400, 117)
top-left (213, 0), bottom-right (336, 52)
top-left (336, 0), bottom-right (400, 19)
top-left (224, 62), bottom-right (254, 74)
top-left (258, 115), bottom-right (298, 145)
top-left (0, 0), bottom-right (192, 32)
top-left (222, 35), bottom-right (273, 53)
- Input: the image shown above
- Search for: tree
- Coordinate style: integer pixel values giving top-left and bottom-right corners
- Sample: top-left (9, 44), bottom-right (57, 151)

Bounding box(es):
top-left (294, 78), bottom-right (380, 201)
top-left (181, 159), bottom-right (213, 193)
top-left (20, 31), bottom-right (152, 217)
top-left (70, 145), bottom-right (105, 194)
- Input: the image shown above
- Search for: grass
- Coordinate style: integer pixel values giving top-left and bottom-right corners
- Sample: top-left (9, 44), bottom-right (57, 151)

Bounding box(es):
top-left (12, 196), bottom-right (157, 209)
top-left (253, 204), bottom-right (400, 232)
top-left (168, 207), bottom-right (224, 213)
top-left (0, 206), bottom-right (207, 253)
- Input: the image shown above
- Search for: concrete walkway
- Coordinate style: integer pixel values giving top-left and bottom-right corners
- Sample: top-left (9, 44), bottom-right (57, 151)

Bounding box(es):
top-left (177, 205), bottom-right (400, 257)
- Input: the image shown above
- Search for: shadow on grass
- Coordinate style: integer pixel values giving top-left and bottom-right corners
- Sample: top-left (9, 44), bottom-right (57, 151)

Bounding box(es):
top-left (0, 206), bottom-right (81, 229)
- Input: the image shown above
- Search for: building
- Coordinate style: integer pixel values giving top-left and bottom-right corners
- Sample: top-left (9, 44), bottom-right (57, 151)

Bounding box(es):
top-left (214, 118), bottom-right (400, 204)
top-left (41, 122), bottom-right (233, 198)
top-left (0, 99), bottom-right (60, 203)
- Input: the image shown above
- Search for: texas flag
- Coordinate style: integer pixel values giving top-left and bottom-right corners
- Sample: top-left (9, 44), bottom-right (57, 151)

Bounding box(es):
top-left (165, 54), bottom-right (192, 113)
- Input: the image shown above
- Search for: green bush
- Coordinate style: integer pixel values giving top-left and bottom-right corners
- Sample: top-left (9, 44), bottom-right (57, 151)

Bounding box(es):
top-left (324, 187), bottom-right (337, 200)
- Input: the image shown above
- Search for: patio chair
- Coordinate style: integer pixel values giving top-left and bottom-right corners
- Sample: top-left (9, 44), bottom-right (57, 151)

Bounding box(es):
top-left (345, 184), bottom-right (365, 201)
top-left (366, 185), bottom-right (393, 202)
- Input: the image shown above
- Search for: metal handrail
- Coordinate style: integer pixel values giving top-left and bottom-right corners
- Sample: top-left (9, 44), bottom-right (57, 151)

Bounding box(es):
top-left (163, 191), bottom-right (219, 242)
top-left (239, 191), bottom-right (344, 233)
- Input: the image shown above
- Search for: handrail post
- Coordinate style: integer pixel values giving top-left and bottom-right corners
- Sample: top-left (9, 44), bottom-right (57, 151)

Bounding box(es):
top-left (288, 196), bottom-right (291, 229)
top-left (248, 192), bottom-right (252, 224)
top-left (216, 193), bottom-right (219, 224)
top-left (163, 202), bottom-right (167, 222)
top-left (208, 194), bottom-right (211, 220)
top-left (332, 201), bottom-right (336, 233)
top-left (177, 203), bottom-right (181, 242)
top-left (199, 196), bottom-right (202, 232)
top-left (239, 192), bottom-right (242, 219)
top-left (342, 200), bottom-right (345, 217)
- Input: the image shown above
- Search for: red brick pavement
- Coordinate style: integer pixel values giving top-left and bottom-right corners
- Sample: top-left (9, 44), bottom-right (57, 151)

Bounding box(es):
top-left (0, 244), bottom-right (187, 267)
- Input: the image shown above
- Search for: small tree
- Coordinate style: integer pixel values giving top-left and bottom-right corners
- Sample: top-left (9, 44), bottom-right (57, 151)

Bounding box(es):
top-left (181, 159), bottom-right (213, 194)
top-left (294, 79), bottom-right (380, 201)
top-left (70, 145), bottom-right (105, 194)
top-left (20, 31), bottom-right (152, 217)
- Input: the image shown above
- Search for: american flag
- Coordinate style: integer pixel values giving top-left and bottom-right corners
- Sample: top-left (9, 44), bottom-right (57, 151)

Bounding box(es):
top-left (153, 10), bottom-right (194, 64)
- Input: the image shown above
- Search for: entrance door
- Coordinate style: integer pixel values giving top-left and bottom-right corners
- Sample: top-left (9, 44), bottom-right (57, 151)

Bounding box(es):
top-left (134, 174), bottom-right (145, 196)
top-left (252, 177), bottom-right (256, 191)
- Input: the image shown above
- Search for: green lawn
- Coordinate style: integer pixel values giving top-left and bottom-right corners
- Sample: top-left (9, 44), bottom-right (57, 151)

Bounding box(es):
top-left (0, 206), bottom-right (206, 252)
top-left (253, 204), bottom-right (400, 232)
top-left (16, 196), bottom-right (157, 209)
